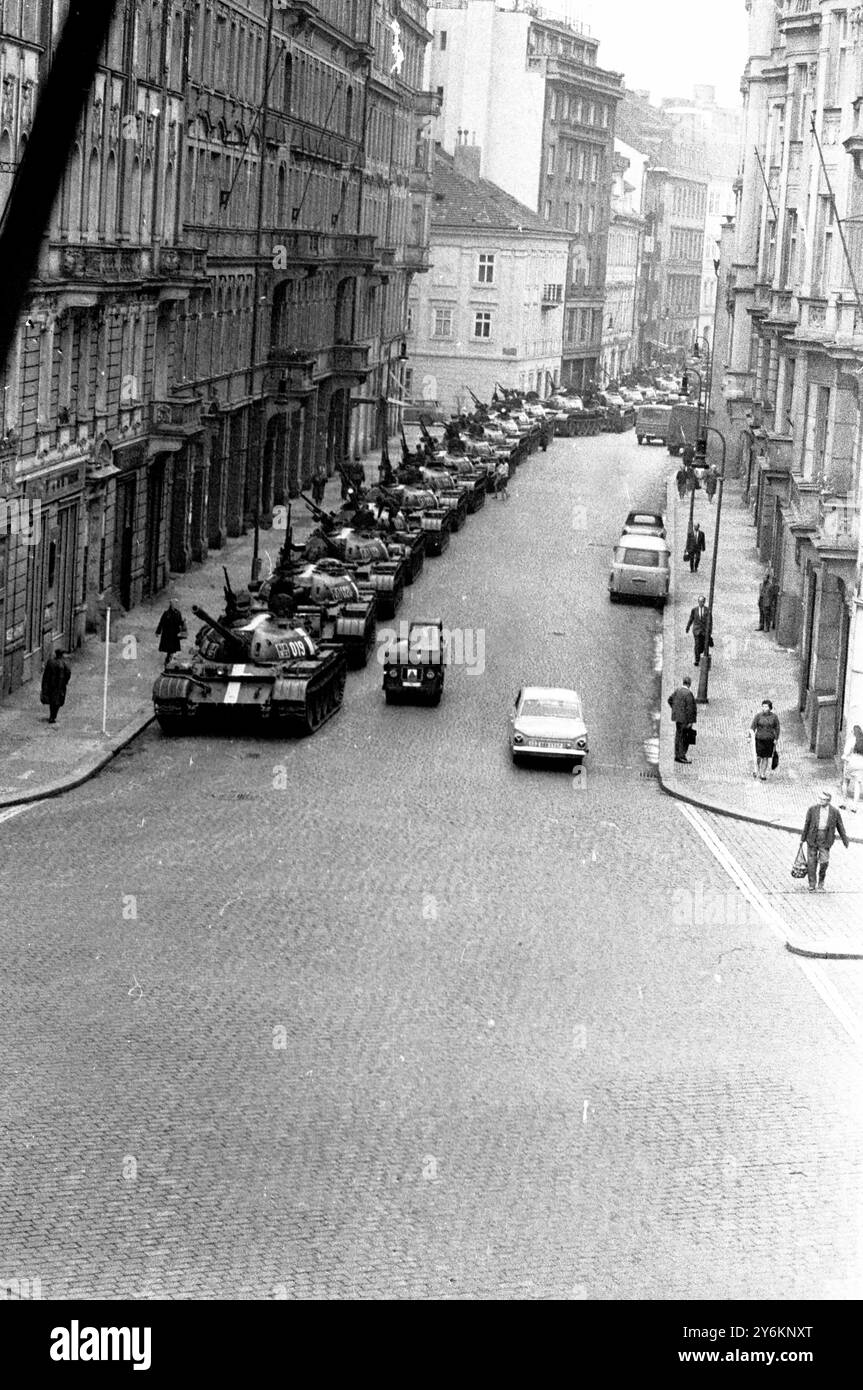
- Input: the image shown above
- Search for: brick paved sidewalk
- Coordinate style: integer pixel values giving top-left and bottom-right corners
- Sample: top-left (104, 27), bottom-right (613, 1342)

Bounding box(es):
top-left (0, 471), bottom-right (347, 809)
top-left (659, 472), bottom-right (863, 843)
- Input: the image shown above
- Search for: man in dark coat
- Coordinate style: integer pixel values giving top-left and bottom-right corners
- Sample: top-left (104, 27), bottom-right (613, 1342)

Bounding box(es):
top-left (311, 465), bottom-right (327, 506)
top-left (539, 421), bottom-right (550, 451)
top-left (757, 570), bottom-right (773, 631)
top-left (668, 675), bottom-right (697, 764)
top-left (799, 791), bottom-right (850, 892)
top-left (685, 595), bottom-right (712, 666)
top-left (155, 599), bottom-right (186, 669)
top-left (41, 649), bottom-right (71, 724)
top-left (686, 522), bottom-right (706, 572)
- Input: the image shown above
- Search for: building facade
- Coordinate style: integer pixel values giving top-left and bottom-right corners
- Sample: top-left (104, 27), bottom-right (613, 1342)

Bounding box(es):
top-left (720, 0), bottom-right (863, 757)
top-left (427, 0), bottom-right (622, 389)
top-left (0, 0), bottom-right (436, 700)
top-left (407, 143), bottom-right (569, 410)
top-left (601, 145), bottom-right (645, 381)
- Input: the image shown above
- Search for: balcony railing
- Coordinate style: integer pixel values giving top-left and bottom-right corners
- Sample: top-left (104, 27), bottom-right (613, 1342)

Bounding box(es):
top-left (331, 344), bottom-right (370, 378)
top-left (541, 284), bottom-right (564, 306)
top-left (150, 397), bottom-right (203, 435)
top-left (267, 349), bottom-right (317, 397)
top-left (45, 242), bottom-right (207, 282)
top-left (403, 244), bottom-right (430, 272)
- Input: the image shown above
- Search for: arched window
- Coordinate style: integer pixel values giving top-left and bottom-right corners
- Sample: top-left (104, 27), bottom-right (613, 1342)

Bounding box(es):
top-left (65, 142), bottom-right (83, 234)
top-left (104, 150), bottom-right (117, 236)
top-left (163, 161), bottom-right (176, 241)
top-left (283, 54), bottom-right (292, 113)
top-left (126, 155), bottom-right (141, 236)
top-left (276, 164), bottom-right (286, 225)
top-left (345, 86), bottom-right (353, 138)
top-left (141, 158), bottom-right (153, 239)
top-left (86, 148), bottom-right (101, 238)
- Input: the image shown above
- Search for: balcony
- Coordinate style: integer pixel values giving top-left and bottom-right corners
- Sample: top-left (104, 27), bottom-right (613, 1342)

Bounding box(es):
top-left (267, 349), bottom-right (317, 398)
top-left (150, 397), bottom-right (203, 438)
top-left (541, 284), bottom-right (564, 307)
top-left (330, 343), bottom-right (371, 380)
top-left (413, 90), bottom-right (442, 117)
top-left (403, 244), bottom-right (430, 272)
top-left (44, 242), bottom-right (208, 284)
top-left (819, 493), bottom-right (860, 547)
top-left (789, 474), bottom-right (821, 527)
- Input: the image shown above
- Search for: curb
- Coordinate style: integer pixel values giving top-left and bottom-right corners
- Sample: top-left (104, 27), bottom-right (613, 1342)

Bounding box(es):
top-left (0, 710), bottom-right (155, 810)
top-left (657, 475), bottom-right (863, 845)
top-left (786, 938), bottom-right (863, 960)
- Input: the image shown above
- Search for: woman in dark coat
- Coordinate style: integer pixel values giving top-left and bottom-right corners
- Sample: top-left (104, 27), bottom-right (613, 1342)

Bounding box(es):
top-left (749, 699), bottom-right (781, 781)
top-left (41, 649), bottom-right (71, 724)
top-left (155, 600), bottom-right (186, 668)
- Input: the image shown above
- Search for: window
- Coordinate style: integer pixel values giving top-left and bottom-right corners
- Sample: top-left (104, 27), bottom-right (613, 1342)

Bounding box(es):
top-left (550, 92), bottom-right (558, 120)
top-left (547, 146), bottom-right (556, 175)
top-left (474, 310), bottom-right (492, 338)
top-left (406, 303), bottom-right (414, 333)
top-left (544, 199), bottom-right (552, 220)
top-left (601, 104), bottom-right (609, 128)
top-left (590, 152), bottom-right (598, 182)
top-left (433, 307), bottom-right (452, 337)
top-left (577, 150), bottom-right (585, 180)
top-left (574, 204), bottom-right (582, 232)
top-left (440, 30), bottom-right (447, 50)
top-left (584, 258), bottom-right (591, 286)
top-left (587, 103), bottom-right (595, 124)
top-left (575, 99), bottom-right (582, 122)
top-left (587, 204), bottom-right (595, 233)
top-left (477, 252), bottom-right (495, 284)
top-left (563, 200), bottom-right (570, 227)
top-left (566, 147), bottom-right (574, 177)
top-left (404, 367), bottom-right (413, 397)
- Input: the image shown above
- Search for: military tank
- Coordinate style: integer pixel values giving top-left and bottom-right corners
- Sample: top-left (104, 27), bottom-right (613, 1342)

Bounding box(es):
top-left (334, 467), bottom-right (426, 584)
top-left (261, 552), bottom-right (378, 670)
top-left (152, 602), bottom-right (347, 736)
top-left (381, 484), bottom-right (453, 556)
top-left (301, 495), bottom-right (406, 617)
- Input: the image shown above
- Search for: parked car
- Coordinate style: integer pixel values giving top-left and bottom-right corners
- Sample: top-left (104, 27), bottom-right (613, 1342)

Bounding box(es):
top-left (635, 404), bottom-right (672, 445)
top-left (608, 532), bottom-right (671, 607)
top-left (623, 510), bottom-right (667, 539)
top-left (510, 686), bottom-right (589, 769)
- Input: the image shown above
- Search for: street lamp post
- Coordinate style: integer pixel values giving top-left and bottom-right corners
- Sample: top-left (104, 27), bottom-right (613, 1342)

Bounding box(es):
top-left (680, 364), bottom-right (704, 541)
top-left (696, 424), bottom-right (728, 704)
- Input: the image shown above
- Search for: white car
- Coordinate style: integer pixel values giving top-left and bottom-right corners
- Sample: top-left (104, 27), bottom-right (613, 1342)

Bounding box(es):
top-left (510, 686), bottom-right (589, 768)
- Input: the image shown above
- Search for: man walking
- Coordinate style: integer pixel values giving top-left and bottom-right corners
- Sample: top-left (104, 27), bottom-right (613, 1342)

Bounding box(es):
top-left (799, 790), bottom-right (850, 892)
top-left (40, 648), bottom-right (71, 725)
top-left (668, 675), bottom-right (697, 764)
top-left (687, 522), bottom-right (706, 572)
top-left (685, 595), bottom-right (711, 666)
top-left (155, 598), bottom-right (187, 670)
top-left (757, 570), bottom-right (773, 631)
top-left (311, 464), bottom-right (327, 506)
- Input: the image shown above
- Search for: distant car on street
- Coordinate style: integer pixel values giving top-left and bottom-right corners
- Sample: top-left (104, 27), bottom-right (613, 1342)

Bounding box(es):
top-left (510, 686), bottom-right (589, 769)
top-left (635, 404), bottom-right (672, 445)
top-left (622, 509), bottom-right (667, 539)
top-left (609, 532), bottom-right (671, 607)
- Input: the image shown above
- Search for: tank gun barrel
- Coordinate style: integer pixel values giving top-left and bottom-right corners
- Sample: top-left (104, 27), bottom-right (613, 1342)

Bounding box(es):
top-left (191, 604), bottom-right (249, 653)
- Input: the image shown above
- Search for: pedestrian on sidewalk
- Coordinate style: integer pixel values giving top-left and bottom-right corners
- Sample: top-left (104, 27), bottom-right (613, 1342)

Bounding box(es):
top-left (40, 649), bottom-right (71, 725)
top-left (494, 457), bottom-right (509, 500)
top-left (311, 465), bottom-right (327, 506)
top-left (668, 675), bottom-right (697, 764)
top-left (685, 522), bottom-right (706, 572)
top-left (840, 723), bottom-right (863, 813)
top-left (155, 599), bottom-right (187, 670)
top-left (799, 791), bottom-right (849, 892)
top-left (749, 699), bottom-right (781, 780)
top-left (685, 596), bottom-right (712, 666)
top-left (539, 421), bottom-right (550, 451)
top-left (757, 569), bottom-right (773, 631)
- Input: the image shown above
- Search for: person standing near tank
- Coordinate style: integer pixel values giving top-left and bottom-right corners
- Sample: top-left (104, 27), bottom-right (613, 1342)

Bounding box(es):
top-left (156, 598), bottom-right (187, 670)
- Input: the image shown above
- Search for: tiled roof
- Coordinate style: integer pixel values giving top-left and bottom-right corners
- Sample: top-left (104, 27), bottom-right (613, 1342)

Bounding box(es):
top-left (431, 150), bottom-right (568, 236)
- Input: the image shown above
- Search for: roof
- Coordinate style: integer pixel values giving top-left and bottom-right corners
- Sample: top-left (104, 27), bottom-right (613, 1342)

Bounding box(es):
top-left (431, 150), bottom-right (568, 236)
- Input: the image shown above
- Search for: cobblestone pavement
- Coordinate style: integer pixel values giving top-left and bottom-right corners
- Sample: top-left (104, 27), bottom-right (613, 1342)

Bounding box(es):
top-left (1, 432), bottom-right (862, 1301)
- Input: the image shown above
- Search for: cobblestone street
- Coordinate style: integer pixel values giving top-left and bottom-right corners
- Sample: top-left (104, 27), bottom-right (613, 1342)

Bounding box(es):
top-left (2, 432), bottom-right (862, 1300)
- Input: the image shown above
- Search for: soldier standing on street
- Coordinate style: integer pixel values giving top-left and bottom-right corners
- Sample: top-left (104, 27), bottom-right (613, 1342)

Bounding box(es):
top-left (668, 675), bottom-right (697, 764)
top-left (40, 648), bottom-right (71, 725)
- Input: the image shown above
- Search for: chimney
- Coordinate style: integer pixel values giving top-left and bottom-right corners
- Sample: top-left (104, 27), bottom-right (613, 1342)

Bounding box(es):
top-left (453, 141), bottom-right (481, 183)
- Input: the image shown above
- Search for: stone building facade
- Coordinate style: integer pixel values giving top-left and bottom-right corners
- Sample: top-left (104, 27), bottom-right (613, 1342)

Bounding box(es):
top-left (407, 143), bottom-right (569, 411)
top-left (720, 0), bottom-right (863, 757)
top-left (0, 0), bottom-right (436, 699)
top-left (427, 0), bottom-right (622, 391)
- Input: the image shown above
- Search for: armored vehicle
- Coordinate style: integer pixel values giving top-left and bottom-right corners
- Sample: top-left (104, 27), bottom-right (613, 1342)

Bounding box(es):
top-left (300, 496), bottom-right (406, 617)
top-left (152, 603), bottom-right (347, 735)
top-left (382, 619), bottom-right (446, 706)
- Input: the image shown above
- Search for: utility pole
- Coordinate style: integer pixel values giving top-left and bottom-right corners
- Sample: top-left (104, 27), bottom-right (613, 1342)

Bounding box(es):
top-left (696, 425), bottom-right (728, 704)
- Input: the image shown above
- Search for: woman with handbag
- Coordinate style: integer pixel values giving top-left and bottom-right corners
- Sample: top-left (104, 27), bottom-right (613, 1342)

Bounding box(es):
top-left (749, 699), bottom-right (780, 781)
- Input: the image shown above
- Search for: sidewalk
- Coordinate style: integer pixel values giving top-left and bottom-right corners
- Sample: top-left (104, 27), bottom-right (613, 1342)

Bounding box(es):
top-left (659, 470), bottom-right (863, 958)
top-left (0, 473), bottom-right (344, 810)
